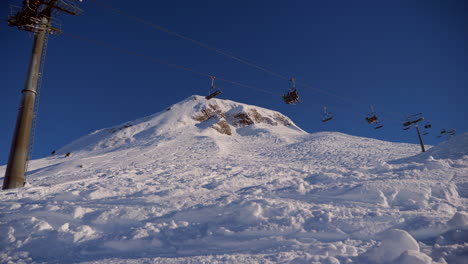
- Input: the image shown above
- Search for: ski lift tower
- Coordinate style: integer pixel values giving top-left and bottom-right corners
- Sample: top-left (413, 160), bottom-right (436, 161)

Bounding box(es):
top-left (3, 0), bottom-right (83, 190)
top-left (402, 113), bottom-right (426, 153)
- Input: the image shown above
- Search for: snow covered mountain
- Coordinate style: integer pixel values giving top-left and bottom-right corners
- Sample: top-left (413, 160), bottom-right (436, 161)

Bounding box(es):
top-left (56, 95), bottom-right (305, 155)
top-left (1, 95), bottom-right (467, 264)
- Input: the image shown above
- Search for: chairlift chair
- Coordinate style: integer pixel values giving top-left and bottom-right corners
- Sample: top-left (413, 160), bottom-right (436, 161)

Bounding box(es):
top-left (405, 113), bottom-right (424, 125)
top-left (321, 106), bottom-right (334, 122)
top-left (402, 113), bottom-right (424, 130)
top-left (283, 78), bottom-right (300, 104)
top-left (422, 122), bottom-right (432, 136)
top-left (438, 129), bottom-right (456, 138)
top-left (403, 121), bottom-right (413, 127)
top-left (365, 106), bottom-right (384, 129)
top-left (283, 90), bottom-right (299, 104)
top-left (322, 115), bottom-right (334, 122)
top-left (365, 106), bottom-right (379, 124)
top-left (205, 76), bottom-right (222, 100)
top-left (366, 115), bottom-right (378, 124)
top-left (436, 129), bottom-right (447, 138)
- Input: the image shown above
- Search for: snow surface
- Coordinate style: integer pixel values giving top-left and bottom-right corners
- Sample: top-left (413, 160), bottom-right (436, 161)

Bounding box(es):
top-left (1, 95), bottom-right (467, 264)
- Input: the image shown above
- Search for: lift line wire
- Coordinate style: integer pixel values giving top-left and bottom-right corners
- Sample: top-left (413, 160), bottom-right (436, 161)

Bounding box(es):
top-left (88, 0), bottom-right (353, 104)
top-left (65, 30), bottom-right (411, 128)
top-left (73, 0), bottom-right (408, 125)
top-left (88, 0), bottom-right (289, 80)
top-left (63, 32), bottom-right (276, 96)
top-left (64, 31), bottom-right (406, 127)
top-left (78, 0), bottom-right (454, 139)
top-left (89, 0), bottom-right (416, 125)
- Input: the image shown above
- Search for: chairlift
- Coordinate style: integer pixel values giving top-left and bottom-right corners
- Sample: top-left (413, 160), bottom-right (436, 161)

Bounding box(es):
top-left (205, 76), bottom-right (222, 100)
top-left (321, 106), bottom-right (334, 122)
top-left (403, 121), bottom-right (413, 127)
top-left (365, 106), bottom-right (384, 129)
top-left (436, 129), bottom-right (445, 138)
top-left (365, 106), bottom-right (379, 124)
top-left (422, 122), bottom-right (432, 136)
top-left (402, 113), bottom-right (424, 129)
top-left (282, 78), bottom-right (300, 104)
top-left (438, 128), bottom-right (456, 138)
top-left (405, 113), bottom-right (424, 125)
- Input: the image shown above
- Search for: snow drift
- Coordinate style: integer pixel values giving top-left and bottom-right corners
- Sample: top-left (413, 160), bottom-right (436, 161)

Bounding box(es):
top-left (1, 95), bottom-right (467, 264)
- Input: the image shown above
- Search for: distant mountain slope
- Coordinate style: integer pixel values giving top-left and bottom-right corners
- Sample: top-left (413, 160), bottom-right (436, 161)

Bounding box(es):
top-left (1, 96), bottom-right (466, 264)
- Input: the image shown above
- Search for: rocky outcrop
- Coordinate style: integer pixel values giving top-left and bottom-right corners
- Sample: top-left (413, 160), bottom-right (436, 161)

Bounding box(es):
top-left (192, 103), bottom-right (292, 135)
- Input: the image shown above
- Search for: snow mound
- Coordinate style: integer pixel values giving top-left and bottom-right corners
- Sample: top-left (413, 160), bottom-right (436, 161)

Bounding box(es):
top-left (394, 250), bottom-right (434, 264)
top-left (447, 211), bottom-right (468, 229)
top-left (423, 133), bottom-right (468, 160)
top-left (363, 229), bottom-right (432, 263)
top-left (395, 133), bottom-right (468, 163)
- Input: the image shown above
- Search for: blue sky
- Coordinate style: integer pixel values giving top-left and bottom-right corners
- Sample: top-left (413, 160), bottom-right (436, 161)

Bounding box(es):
top-left (1, 0), bottom-right (467, 164)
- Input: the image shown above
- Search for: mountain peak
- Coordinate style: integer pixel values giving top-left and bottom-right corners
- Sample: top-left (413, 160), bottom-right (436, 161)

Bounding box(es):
top-left (188, 95), bottom-right (303, 136)
top-left (58, 95), bottom-right (305, 154)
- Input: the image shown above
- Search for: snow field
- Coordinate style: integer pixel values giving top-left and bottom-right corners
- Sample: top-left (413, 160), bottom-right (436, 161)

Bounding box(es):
top-left (1, 96), bottom-right (467, 263)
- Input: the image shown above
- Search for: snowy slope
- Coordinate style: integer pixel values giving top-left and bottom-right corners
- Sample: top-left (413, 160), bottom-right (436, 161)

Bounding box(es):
top-left (0, 95), bottom-right (467, 264)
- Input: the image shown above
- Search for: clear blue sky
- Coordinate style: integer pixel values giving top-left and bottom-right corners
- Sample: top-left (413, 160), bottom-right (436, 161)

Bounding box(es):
top-left (1, 0), bottom-right (467, 164)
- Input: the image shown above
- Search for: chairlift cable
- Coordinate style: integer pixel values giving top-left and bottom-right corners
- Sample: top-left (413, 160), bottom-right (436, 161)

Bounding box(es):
top-left (88, 0), bottom-right (355, 101)
top-left (63, 32), bottom-right (276, 96)
top-left (57, 34), bottom-right (442, 133)
top-left (89, 0), bottom-right (418, 124)
top-left (88, 0), bottom-right (290, 82)
top-left (80, 2), bottom-right (425, 125)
